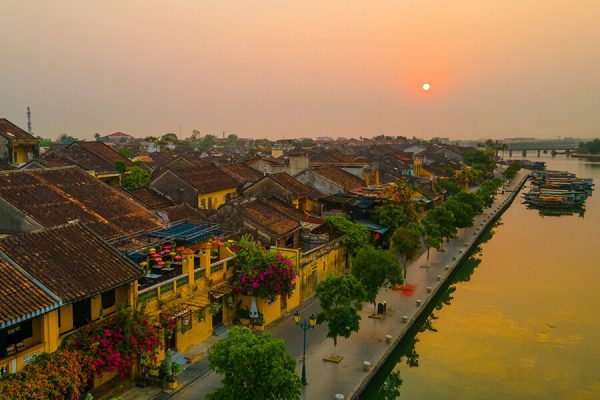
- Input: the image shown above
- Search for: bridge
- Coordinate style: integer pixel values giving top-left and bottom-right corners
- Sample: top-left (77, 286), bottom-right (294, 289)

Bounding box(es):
top-left (502, 140), bottom-right (579, 157)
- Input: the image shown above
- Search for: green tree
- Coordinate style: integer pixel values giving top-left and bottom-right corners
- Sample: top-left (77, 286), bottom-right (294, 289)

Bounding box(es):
top-left (436, 179), bottom-right (462, 197)
top-left (206, 327), bottom-right (302, 400)
top-left (424, 207), bottom-right (457, 243)
top-left (56, 134), bottom-right (78, 144)
top-left (324, 216), bottom-right (371, 254)
top-left (198, 134), bottom-right (217, 151)
top-left (316, 275), bottom-right (366, 350)
top-left (122, 166), bottom-right (150, 189)
top-left (114, 160), bottom-right (127, 173)
top-left (442, 199), bottom-right (475, 228)
top-left (226, 134), bottom-right (240, 149)
top-left (117, 148), bottom-right (134, 159)
top-left (375, 204), bottom-right (414, 230)
top-left (351, 245), bottom-right (403, 311)
top-left (421, 219), bottom-right (442, 260)
top-left (453, 191), bottom-right (483, 214)
top-left (162, 133), bottom-right (178, 142)
top-left (391, 224), bottom-right (422, 281)
top-left (145, 136), bottom-right (159, 142)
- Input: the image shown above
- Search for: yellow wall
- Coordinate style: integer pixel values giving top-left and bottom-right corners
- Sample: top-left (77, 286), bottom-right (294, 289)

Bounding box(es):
top-left (198, 187), bottom-right (237, 211)
top-left (413, 159), bottom-right (433, 178)
top-left (13, 145), bottom-right (36, 164)
top-left (0, 310), bottom-right (60, 374)
top-left (299, 241), bottom-right (347, 300)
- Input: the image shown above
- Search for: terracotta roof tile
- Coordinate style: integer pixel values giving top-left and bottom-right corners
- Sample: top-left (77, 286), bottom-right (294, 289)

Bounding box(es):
top-left (314, 166), bottom-right (364, 190)
top-left (218, 163), bottom-right (263, 185)
top-left (39, 141), bottom-right (134, 172)
top-left (0, 118), bottom-right (36, 140)
top-left (126, 187), bottom-right (174, 209)
top-left (267, 173), bottom-right (312, 196)
top-left (0, 223), bottom-right (143, 303)
top-left (169, 164), bottom-right (238, 194)
top-left (0, 167), bottom-right (164, 240)
top-left (239, 198), bottom-right (300, 236)
top-left (0, 257), bottom-right (59, 327)
top-left (158, 204), bottom-right (211, 224)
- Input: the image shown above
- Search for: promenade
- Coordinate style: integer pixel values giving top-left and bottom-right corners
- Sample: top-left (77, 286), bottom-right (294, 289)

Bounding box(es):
top-left (120, 171), bottom-right (528, 400)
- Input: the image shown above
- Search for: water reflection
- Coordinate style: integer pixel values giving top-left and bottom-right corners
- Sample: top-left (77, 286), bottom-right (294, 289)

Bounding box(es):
top-left (362, 155), bottom-right (600, 400)
top-left (363, 225), bottom-right (495, 399)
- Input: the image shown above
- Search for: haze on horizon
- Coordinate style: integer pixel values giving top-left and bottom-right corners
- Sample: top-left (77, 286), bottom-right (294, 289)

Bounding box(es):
top-left (1, 0), bottom-right (599, 141)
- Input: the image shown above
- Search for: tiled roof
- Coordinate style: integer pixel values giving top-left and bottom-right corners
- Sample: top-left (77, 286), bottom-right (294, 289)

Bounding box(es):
top-left (267, 173), bottom-right (312, 196)
top-left (239, 198), bottom-right (301, 237)
top-left (0, 159), bottom-right (15, 171)
top-left (265, 197), bottom-right (324, 226)
top-left (314, 166), bottom-right (364, 190)
top-left (158, 204), bottom-right (211, 224)
top-left (0, 167), bottom-right (164, 240)
top-left (0, 118), bottom-right (36, 140)
top-left (126, 187), bottom-right (174, 209)
top-left (0, 257), bottom-right (59, 328)
top-left (218, 163), bottom-right (263, 185)
top-left (39, 141), bottom-right (134, 172)
top-left (169, 164), bottom-right (238, 194)
top-left (0, 223), bottom-right (143, 303)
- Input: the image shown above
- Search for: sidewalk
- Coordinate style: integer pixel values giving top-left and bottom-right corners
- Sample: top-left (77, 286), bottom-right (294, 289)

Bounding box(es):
top-left (116, 171), bottom-right (528, 400)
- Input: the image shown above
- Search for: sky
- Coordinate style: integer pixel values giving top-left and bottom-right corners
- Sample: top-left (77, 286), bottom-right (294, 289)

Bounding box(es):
top-left (1, 0), bottom-right (599, 140)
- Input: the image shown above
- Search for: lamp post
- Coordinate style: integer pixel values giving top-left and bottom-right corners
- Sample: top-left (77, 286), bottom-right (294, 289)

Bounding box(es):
top-left (294, 311), bottom-right (316, 385)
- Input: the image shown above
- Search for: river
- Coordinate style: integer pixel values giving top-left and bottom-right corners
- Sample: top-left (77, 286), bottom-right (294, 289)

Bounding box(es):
top-left (362, 154), bottom-right (600, 400)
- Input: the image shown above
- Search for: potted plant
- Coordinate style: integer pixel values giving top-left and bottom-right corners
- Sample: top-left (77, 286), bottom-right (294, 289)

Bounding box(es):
top-left (147, 362), bottom-right (160, 377)
top-left (160, 350), bottom-right (183, 390)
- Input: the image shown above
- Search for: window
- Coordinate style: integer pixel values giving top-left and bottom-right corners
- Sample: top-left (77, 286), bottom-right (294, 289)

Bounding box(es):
top-left (101, 289), bottom-right (116, 309)
top-left (208, 197), bottom-right (213, 210)
top-left (58, 308), bottom-right (62, 328)
top-left (200, 198), bottom-right (206, 209)
top-left (0, 320), bottom-right (33, 357)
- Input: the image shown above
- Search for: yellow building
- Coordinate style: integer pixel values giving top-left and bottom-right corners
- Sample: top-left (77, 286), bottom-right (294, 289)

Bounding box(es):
top-left (0, 223), bottom-right (141, 376)
top-left (0, 118), bottom-right (39, 166)
top-left (413, 158), bottom-right (433, 178)
top-left (150, 163), bottom-right (239, 211)
top-left (298, 238), bottom-right (348, 300)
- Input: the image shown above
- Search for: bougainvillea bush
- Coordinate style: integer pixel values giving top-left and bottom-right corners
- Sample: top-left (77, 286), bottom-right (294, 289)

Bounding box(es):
top-left (0, 351), bottom-right (90, 400)
top-left (232, 235), bottom-right (298, 301)
top-left (61, 306), bottom-right (162, 379)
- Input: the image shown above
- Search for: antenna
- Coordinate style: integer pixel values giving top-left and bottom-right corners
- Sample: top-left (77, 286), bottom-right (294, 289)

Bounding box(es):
top-left (27, 106), bottom-right (32, 134)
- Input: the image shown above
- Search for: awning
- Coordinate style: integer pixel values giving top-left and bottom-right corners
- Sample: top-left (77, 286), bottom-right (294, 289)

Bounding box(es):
top-left (354, 220), bottom-right (389, 235)
top-left (209, 282), bottom-right (233, 300)
top-left (148, 222), bottom-right (222, 243)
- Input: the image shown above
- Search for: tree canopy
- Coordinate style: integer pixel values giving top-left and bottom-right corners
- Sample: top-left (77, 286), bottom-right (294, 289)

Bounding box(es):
top-left (316, 275), bottom-right (366, 346)
top-left (161, 133), bottom-right (178, 142)
top-left (423, 207), bottom-right (456, 242)
top-left (324, 216), bottom-right (371, 254)
top-left (392, 224), bottom-right (422, 265)
top-left (56, 134), bottom-right (78, 144)
top-left (578, 139), bottom-right (600, 154)
top-left (122, 166), bottom-right (151, 190)
top-left (206, 327), bottom-right (302, 400)
top-left (375, 204), bottom-right (416, 230)
top-left (442, 199), bottom-right (475, 229)
top-left (351, 245), bottom-right (403, 307)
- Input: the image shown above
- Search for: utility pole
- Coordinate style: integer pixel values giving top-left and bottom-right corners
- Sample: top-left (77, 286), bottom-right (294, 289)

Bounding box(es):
top-left (27, 106), bottom-right (32, 135)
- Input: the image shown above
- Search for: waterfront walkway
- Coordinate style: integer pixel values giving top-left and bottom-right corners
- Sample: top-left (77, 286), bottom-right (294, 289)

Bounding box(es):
top-left (117, 171), bottom-right (528, 400)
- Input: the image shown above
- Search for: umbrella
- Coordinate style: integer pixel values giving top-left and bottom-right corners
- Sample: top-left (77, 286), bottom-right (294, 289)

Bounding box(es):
top-left (249, 297), bottom-right (259, 319)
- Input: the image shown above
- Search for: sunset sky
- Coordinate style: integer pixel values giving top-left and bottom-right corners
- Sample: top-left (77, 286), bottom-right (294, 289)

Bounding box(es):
top-left (1, 1), bottom-right (599, 140)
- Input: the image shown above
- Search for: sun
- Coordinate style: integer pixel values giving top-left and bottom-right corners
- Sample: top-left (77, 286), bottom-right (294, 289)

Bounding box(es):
top-left (422, 83), bottom-right (431, 91)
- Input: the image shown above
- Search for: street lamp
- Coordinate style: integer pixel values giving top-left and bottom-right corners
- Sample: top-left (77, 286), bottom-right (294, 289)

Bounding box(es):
top-left (294, 311), bottom-right (316, 385)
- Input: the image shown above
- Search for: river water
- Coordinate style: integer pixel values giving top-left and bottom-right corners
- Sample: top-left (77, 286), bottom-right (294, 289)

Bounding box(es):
top-left (362, 154), bottom-right (600, 400)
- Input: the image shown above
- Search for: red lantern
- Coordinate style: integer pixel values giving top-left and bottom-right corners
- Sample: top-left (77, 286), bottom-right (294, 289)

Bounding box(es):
top-left (164, 249), bottom-right (171, 254)
top-left (176, 247), bottom-right (184, 252)
top-left (174, 255), bottom-right (182, 261)
top-left (157, 261), bottom-right (165, 266)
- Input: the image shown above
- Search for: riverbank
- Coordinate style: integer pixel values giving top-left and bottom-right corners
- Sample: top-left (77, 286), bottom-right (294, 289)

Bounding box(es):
top-left (118, 171), bottom-right (529, 400)
top-left (346, 171), bottom-right (529, 399)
